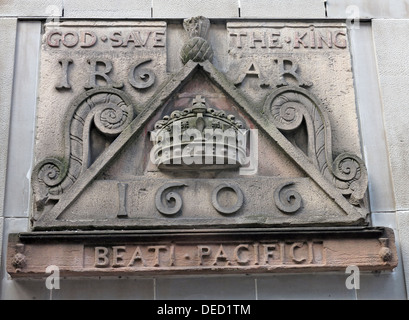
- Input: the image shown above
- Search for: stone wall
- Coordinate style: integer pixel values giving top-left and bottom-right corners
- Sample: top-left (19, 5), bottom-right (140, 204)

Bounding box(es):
top-left (1, 0), bottom-right (409, 300)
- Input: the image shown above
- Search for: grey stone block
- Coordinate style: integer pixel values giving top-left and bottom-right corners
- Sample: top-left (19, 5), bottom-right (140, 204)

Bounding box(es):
top-left (152, 0), bottom-right (239, 18)
top-left (327, 0), bottom-right (409, 19)
top-left (156, 276), bottom-right (256, 299)
top-left (63, 0), bottom-right (152, 18)
top-left (357, 271), bottom-right (407, 300)
top-left (1, 279), bottom-right (50, 300)
top-left (51, 278), bottom-right (154, 300)
top-left (396, 211), bottom-right (409, 297)
top-left (0, 0), bottom-right (62, 17)
top-left (349, 23), bottom-right (395, 213)
top-left (371, 212), bottom-right (397, 229)
top-left (373, 19), bottom-right (409, 211)
top-left (0, 18), bottom-right (17, 219)
top-left (3, 21), bottom-right (41, 218)
top-left (0, 217), bottom-right (3, 277)
top-left (256, 273), bottom-right (356, 300)
top-left (240, 0), bottom-right (326, 18)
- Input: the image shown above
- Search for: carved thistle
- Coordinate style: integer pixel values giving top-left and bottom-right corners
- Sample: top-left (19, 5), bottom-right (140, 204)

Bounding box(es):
top-left (180, 16), bottom-right (214, 64)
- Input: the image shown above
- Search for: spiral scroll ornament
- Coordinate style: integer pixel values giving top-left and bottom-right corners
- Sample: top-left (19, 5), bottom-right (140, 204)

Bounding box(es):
top-left (94, 99), bottom-right (133, 137)
top-left (332, 153), bottom-right (368, 206)
top-left (32, 88), bottom-right (135, 207)
top-left (265, 87), bottom-right (368, 206)
top-left (37, 158), bottom-right (66, 188)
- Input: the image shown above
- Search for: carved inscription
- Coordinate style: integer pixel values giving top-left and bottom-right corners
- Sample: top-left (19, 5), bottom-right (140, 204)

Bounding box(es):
top-left (34, 20), bottom-right (368, 231)
top-left (7, 228), bottom-right (398, 277)
top-left (229, 28), bottom-right (347, 50)
top-left (89, 241), bottom-right (325, 269)
top-left (42, 22), bottom-right (167, 93)
top-left (226, 23), bottom-right (350, 96)
top-left (46, 30), bottom-right (165, 49)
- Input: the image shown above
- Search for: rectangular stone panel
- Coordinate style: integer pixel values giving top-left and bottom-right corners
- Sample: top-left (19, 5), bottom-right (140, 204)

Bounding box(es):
top-left (38, 177), bottom-right (364, 230)
top-left (0, 18), bottom-right (17, 219)
top-left (32, 20), bottom-right (369, 232)
top-left (152, 0), bottom-right (239, 18)
top-left (7, 227), bottom-right (397, 278)
top-left (0, 0), bottom-right (62, 17)
top-left (326, 0), bottom-right (409, 19)
top-left (240, 0), bottom-right (326, 18)
top-left (63, 0), bottom-right (152, 18)
top-left (372, 19), bottom-right (409, 211)
top-left (4, 21), bottom-right (42, 218)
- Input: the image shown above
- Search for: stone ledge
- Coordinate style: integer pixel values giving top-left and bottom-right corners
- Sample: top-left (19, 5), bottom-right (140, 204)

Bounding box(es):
top-left (7, 227), bottom-right (397, 278)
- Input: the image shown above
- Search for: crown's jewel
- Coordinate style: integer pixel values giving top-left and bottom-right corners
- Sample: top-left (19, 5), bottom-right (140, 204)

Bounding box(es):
top-left (151, 96), bottom-right (247, 170)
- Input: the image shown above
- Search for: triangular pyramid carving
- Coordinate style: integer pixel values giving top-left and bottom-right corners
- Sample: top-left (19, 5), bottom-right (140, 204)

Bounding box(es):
top-left (32, 60), bottom-right (368, 230)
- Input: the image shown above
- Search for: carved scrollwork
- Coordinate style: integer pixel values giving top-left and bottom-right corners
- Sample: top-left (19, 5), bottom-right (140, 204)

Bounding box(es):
top-left (155, 183), bottom-right (187, 216)
top-left (274, 182), bottom-right (303, 214)
top-left (37, 158), bottom-right (66, 188)
top-left (270, 100), bottom-right (305, 132)
top-left (32, 88), bottom-right (136, 206)
top-left (94, 95), bottom-right (133, 137)
top-left (331, 153), bottom-right (368, 205)
top-left (211, 183), bottom-right (244, 215)
top-left (264, 87), bottom-right (368, 206)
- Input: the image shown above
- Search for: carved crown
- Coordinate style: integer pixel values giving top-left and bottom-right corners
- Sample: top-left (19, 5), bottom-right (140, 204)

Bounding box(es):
top-left (151, 95), bottom-right (247, 170)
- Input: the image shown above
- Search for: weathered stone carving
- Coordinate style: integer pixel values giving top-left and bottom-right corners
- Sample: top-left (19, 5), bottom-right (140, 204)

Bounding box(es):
top-left (264, 87), bottom-right (368, 205)
top-left (128, 59), bottom-right (156, 89)
top-left (11, 244), bottom-right (26, 273)
top-left (30, 60), bottom-right (369, 229)
top-left (211, 183), bottom-right (244, 215)
top-left (29, 20), bottom-right (368, 229)
top-left (180, 16), bottom-right (213, 64)
top-left (6, 18), bottom-right (397, 278)
top-left (273, 182), bottom-right (303, 214)
top-left (379, 238), bottom-right (392, 262)
top-left (151, 95), bottom-right (246, 170)
top-left (155, 182), bottom-right (187, 216)
top-left (7, 228), bottom-right (398, 278)
top-left (32, 88), bottom-right (135, 211)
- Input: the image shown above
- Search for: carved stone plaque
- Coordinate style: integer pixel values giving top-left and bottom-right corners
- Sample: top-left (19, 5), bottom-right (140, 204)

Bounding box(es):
top-left (7, 18), bottom-right (397, 277)
top-left (7, 227), bottom-right (397, 278)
